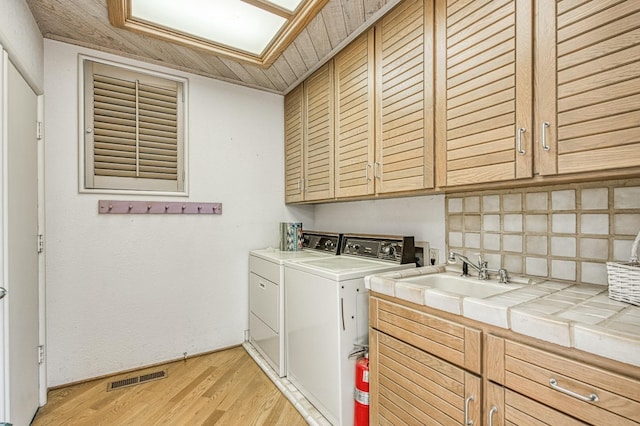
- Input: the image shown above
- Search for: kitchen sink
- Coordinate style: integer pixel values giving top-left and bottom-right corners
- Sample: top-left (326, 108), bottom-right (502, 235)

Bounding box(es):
top-left (399, 272), bottom-right (524, 298)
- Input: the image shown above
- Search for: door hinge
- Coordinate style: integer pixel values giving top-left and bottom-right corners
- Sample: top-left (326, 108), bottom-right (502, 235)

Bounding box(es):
top-left (38, 345), bottom-right (45, 364)
top-left (37, 234), bottom-right (44, 253)
top-left (36, 121), bottom-right (43, 140)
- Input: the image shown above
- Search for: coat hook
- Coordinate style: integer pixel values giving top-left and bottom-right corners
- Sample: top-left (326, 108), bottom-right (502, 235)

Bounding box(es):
top-left (128, 204), bottom-right (133, 211)
top-left (165, 205), bottom-right (169, 211)
top-left (197, 206), bottom-right (202, 212)
top-left (108, 204), bottom-right (113, 211)
top-left (147, 204), bottom-right (152, 211)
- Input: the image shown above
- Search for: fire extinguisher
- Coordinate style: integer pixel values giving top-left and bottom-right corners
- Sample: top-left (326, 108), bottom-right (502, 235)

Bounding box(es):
top-left (354, 348), bottom-right (369, 426)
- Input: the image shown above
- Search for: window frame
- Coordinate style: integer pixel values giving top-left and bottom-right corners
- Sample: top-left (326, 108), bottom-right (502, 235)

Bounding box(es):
top-left (79, 55), bottom-right (189, 195)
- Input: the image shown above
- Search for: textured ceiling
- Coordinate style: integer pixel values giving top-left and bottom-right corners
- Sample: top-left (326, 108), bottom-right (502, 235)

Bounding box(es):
top-left (26, 0), bottom-right (401, 94)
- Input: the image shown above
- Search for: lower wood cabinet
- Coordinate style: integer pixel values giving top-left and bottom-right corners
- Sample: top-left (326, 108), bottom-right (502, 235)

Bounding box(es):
top-left (487, 335), bottom-right (640, 426)
top-left (370, 329), bottom-right (480, 425)
top-left (369, 296), bottom-right (481, 424)
top-left (369, 294), bottom-right (640, 425)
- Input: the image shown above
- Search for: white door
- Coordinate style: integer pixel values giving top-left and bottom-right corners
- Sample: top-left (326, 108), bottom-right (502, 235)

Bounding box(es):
top-left (0, 53), bottom-right (40, 425)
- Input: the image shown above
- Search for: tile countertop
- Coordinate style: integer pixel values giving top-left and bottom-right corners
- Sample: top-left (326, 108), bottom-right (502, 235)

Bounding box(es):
top-left (365, 265), bottom-right (640, 368)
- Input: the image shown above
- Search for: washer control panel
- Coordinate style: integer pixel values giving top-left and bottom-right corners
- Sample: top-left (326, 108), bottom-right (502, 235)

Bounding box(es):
top-left (341, 235), bottom-right (415, 264)
top-left (302, 232), bottom-right (342, 255)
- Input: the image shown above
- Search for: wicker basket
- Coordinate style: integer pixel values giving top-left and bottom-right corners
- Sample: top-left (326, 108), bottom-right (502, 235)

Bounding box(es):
top-left (607, 261), bottom-right (640, 305)
top-left (607, 231), bottom-right (640, 306)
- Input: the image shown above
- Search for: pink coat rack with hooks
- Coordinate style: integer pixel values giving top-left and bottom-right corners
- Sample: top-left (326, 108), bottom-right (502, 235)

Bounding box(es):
top-left (98, 200), bottom-right (222, 215)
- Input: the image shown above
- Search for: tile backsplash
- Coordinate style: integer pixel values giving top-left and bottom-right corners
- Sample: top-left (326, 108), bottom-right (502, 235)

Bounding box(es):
top-left (446, 179), bottom-right (640, 285)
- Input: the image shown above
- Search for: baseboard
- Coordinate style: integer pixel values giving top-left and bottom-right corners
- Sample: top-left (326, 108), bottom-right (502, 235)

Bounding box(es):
top-left (47, 344), bottom-right (241, 391)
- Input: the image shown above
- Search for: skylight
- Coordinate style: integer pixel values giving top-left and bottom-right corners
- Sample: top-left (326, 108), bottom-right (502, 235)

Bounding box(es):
top-left (107, 0), bottom-right (327, 67)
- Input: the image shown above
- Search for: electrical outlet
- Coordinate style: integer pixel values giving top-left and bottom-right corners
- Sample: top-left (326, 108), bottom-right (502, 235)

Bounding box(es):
top-left (429, 248), bottom-right (440, 265)
top-left (414, 241), bottom-right (430, 267)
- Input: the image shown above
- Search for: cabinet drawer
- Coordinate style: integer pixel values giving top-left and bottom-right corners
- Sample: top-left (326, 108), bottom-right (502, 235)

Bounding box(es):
top-left (504, 340), bottom-right (640, 425)
top-left (249, 312), bottom-right (279, 372)
top-left (504, 388), bottom-right (586, 425)
top-left (249, 255), bottom-right (280, 284)
top-left (370, 298), bottom-right (481, 374)
top-left (249, 273), bottom-right (279, 332)
top-left (370, 329), bottom-right (481, 426)
top-left (487, 381), bottom-right (586, 426)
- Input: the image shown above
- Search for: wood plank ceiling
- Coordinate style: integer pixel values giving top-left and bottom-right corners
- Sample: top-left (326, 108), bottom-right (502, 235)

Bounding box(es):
top-left (26, 0), bottom-right (402, 94)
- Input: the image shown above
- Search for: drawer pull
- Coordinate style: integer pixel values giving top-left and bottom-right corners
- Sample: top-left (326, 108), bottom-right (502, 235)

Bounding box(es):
top-left (488, 406), bottom-right (498, 426)
top-left (541, 121), bottom-right (551, 151)
top-left (464, 395), bottom-right (474, 425)
top-left (549, 378), bottom-right (599, 402)
top-left (259, 282), bottom-right (266, 289)
top-left (516, 127), bottom-right (526, 155)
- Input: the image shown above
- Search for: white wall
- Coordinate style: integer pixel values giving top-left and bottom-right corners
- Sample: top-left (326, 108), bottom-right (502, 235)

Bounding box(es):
top-left (43, 39), bottom-right (313, 387)
top-left (0, 0), bottom-right (44, 93)
top-left (313, 195), bottom-right (447, 263)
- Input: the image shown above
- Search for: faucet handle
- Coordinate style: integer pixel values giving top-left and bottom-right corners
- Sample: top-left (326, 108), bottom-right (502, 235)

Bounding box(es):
top-left (498, 268), bottom-right (509, 283)
top-left (474, 253), bottom-right (489, 280)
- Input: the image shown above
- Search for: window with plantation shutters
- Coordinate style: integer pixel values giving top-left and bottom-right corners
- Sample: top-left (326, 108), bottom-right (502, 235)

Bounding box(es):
top-left (83, 60), bottom-right (186, 193)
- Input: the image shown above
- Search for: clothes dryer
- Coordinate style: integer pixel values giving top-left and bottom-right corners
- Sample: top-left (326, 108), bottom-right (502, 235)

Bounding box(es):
top-left (249, 232), bottom-right (341, 376)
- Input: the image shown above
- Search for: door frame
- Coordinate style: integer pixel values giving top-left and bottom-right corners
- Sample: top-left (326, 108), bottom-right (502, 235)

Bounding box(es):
top-left (0, 43), bottom-right (7, 424)
top-left (0, 45), bottom-right (47, 422)
top-left (37, 92), bottom-right (46, 407)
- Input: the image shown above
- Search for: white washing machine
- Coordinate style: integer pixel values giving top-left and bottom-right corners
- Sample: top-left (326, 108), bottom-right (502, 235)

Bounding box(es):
top-left (249, 232), bottom-right (341, 377)
top-left (285, 234), bottom-right (415, 425)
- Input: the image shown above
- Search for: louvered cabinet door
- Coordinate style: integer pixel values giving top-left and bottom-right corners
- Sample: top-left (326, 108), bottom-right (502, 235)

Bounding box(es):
top-left (334, 29), bottom-right (375, 198)
top-left (435, 0), bottom-right (533, 187)
top-left (536, 0), bottom-right (640, 175)
top-left (284, 84), bottom-right (304, 203)
top-left (304, 61), bottom-right (334, 201)
top-left (375, 0), bottom-right (434, 194)
top-left (369, 329), bottom-right (481, 425)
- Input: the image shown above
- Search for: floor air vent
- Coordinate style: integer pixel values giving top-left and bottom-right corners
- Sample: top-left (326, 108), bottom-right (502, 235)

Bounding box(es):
top-left (107, 370), bottom-right (167, 391)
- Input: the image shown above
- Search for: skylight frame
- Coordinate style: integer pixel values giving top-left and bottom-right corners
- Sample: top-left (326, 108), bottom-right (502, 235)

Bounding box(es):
top-left (107, 0), bottom-right (328, 68)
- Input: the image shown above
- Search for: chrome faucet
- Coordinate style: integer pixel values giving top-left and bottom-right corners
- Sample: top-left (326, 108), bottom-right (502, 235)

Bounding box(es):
top-left (448, 251), bottom-right (486, 277)
top-left (448, 251), bottom-right (510, 283)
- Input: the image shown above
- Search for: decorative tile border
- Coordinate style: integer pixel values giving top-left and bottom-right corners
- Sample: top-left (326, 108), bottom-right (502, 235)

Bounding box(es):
top-left (446, 179), bottom-right (640, 285)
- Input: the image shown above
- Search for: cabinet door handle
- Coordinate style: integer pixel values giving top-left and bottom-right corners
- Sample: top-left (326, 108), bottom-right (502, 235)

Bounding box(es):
top-left (365, 164), bottom-right (372, 181)
top-left (549, 378), bottom-right (599, 402)
top-left (541, 121), bottom-right (551, 151)
top-left (464, 395), bottom-right (474, 426)
top-left (374, 161), bottom-right (381, 179)
top-left (340, 297), bottom-right (345, 331)
top-left (258, 281), bottom-right (266, 289)
top-left (488, 406), bottom-right (498, 426)
top-left (516, 127), bottom-right (526, 155)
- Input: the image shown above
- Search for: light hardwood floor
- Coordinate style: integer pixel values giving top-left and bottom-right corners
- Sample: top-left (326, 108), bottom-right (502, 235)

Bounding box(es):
top-left (31, 346), bottom-right (306, 425)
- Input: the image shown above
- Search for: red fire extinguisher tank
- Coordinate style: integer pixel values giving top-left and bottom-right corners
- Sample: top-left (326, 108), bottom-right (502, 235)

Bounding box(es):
top-left (354, 353), bottom-right (370, 426)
